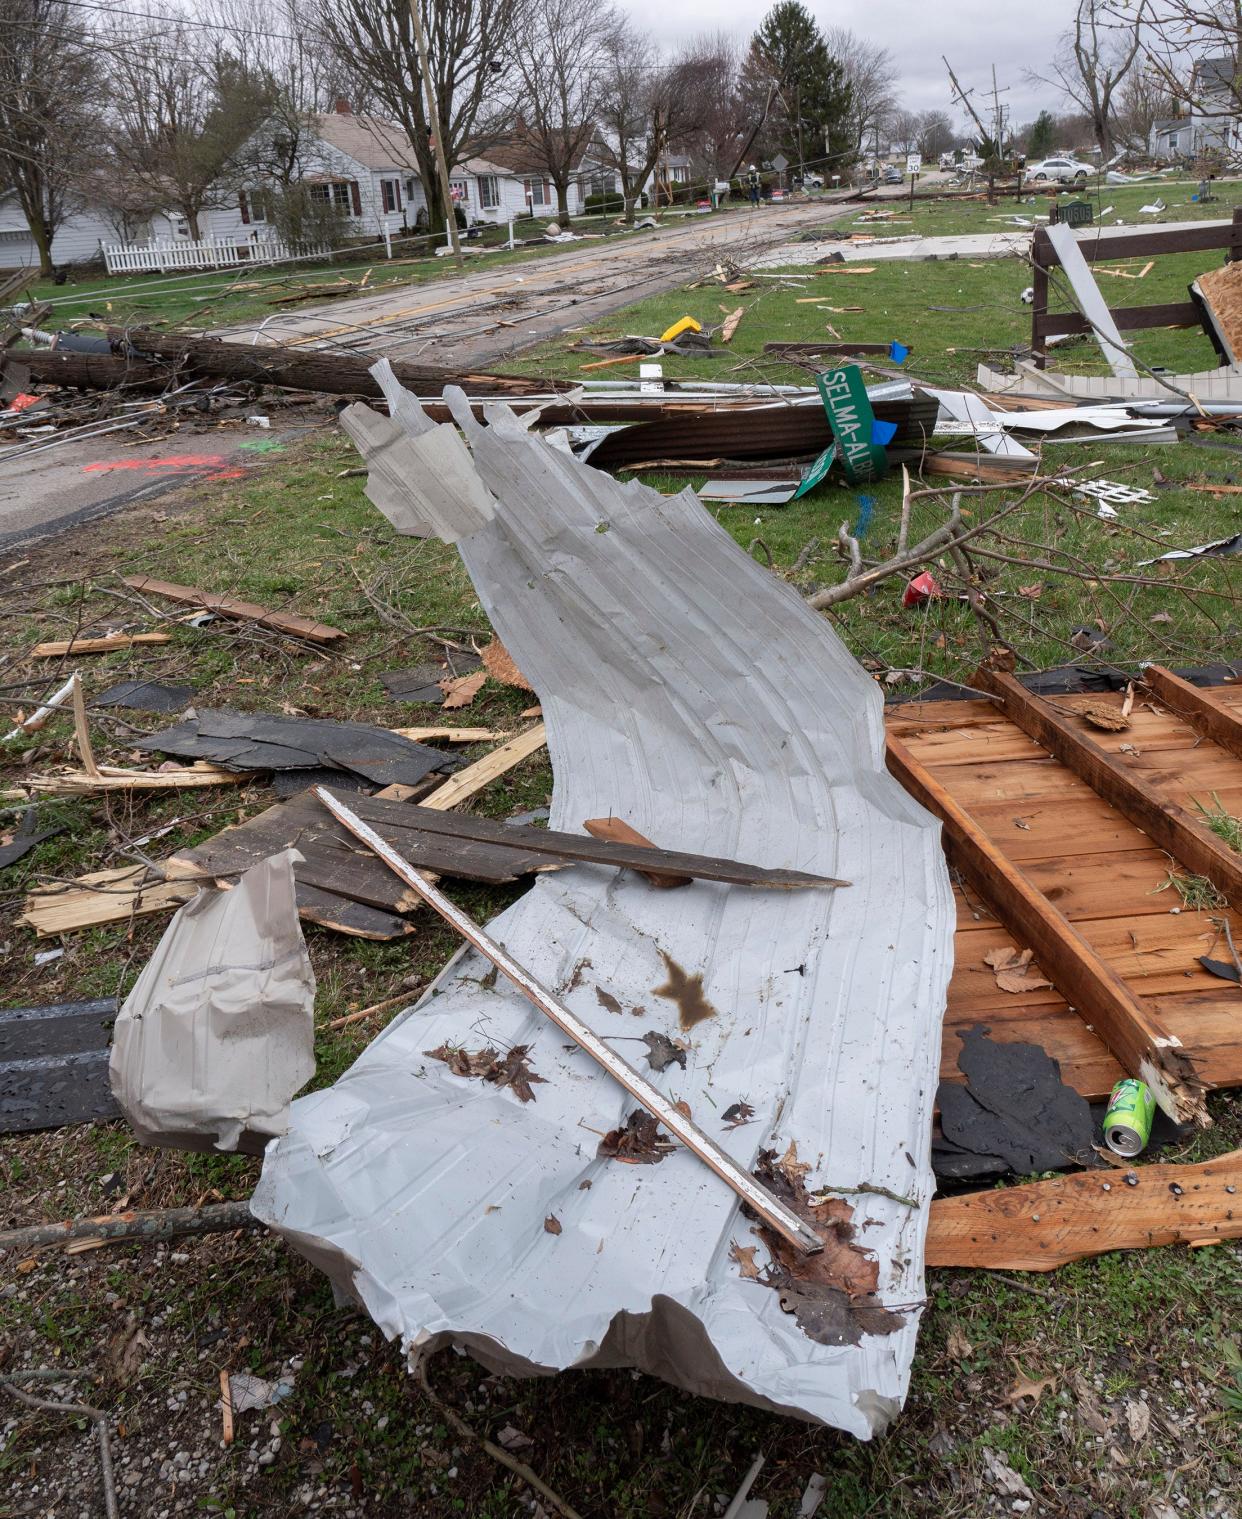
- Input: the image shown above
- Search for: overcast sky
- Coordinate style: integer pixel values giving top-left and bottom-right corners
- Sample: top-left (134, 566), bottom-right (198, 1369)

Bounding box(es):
top-left (622, 0), bottom-right (1077, 128)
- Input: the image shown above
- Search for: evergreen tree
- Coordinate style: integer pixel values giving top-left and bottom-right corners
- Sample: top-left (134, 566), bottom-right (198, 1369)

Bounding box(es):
top-left (1027, 109), bottom-right (1056, 158)
top-left (749, 2), bottom-right (852, 174)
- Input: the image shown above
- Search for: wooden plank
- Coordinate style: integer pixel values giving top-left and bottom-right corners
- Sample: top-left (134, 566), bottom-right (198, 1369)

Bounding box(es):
top-left (31, 633), bottom-right (173, 657)
top-left (390, 727), bottom-right (503, 744)
top-left (18, 865), bottom-right (200, 937)
top-left (122, 575), bottom-right (345, 645)
top-left (315, 788), bottom-right (826, 1256)
top-left (583, 816), bottom-right (692, 888)
top-left (335, 793), bottom-right (846, 891)
top-left (1037, 300), bottom-right (1201, 338)
top-left (925, 1150), bottom-right (1242, 1270)
top-left (887, 734), bottom-right (1206, 1123)
top-left (27, 764), bottom-right (255, 796)
top-left (1032, 221), bottom-right (1238, 266)
top-left (419, 723), bottom-right (547, 810)
top-left (975, 666), bottom-right (1242, 903)
top-left (1141, 666), bottom-right (1242, 763)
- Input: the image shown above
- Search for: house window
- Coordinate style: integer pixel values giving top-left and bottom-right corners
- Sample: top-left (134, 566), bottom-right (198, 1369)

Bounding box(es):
top-left (450, 179), bottom-right (469, 202)
top-left (478, 174), bottom-right (499, 209)
top-left (380, 178), bottom-right (402, 214)
top-left (1168, 133), bottom-right (1180, 150)
top-left (524, 177), bottom-right (550, 207)
top-left (405, 178), bottom-right (417, 201)
top-left (309, 183), bottom-right (354, 211)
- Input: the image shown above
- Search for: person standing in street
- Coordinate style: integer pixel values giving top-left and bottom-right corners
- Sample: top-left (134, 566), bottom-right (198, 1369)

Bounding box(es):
top-left (747, 165), bottom-right (761, 206)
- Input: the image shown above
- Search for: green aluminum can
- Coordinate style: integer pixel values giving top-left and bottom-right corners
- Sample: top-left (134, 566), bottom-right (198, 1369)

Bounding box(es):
top-left (1104, 1078), bottom-right (1155, 1157)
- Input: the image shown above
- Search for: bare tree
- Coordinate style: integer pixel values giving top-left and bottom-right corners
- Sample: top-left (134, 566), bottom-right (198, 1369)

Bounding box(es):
top-left (102, 6), bottom-right (274, 238)
top-left (596, 29), bottom-right (724, 220)
top-left (917, 109), bottom-right (954, 158)
top-left (0, 0), bottom-right (99, 273)
top-left (822, 28), bottom-right (897, 163)
top-left (510, 0), bottom-right (619, 223)
top-left (316, 0), bottom-right (518, 232)
top-left (1105, 1), bottom-right (1242, 146)
top-left (674, 32), bottom-right (750, 183)
top-left (1113, 63), bottom-right (1175, 152)
top-left (888, 109), bottom-right (921, 154)
top-left (1028, 0), bottom-right (1148, 158)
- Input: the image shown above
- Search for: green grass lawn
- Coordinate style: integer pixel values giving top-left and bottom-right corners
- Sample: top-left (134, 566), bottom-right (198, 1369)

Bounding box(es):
top-left (846, 176), bottom-right (1242, 240)
top-left (2, 231), bottom-right (1240, 1518)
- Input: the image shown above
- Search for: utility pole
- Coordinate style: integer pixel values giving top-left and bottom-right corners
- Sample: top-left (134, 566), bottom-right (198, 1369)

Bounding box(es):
top-left (407, 0), bottom-right (463, 269)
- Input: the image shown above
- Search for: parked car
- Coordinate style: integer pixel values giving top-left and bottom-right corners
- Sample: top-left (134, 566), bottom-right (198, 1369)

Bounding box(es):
top-left (1027, 156), bottom-right (1093, 183)
top-left (882, 164), bottom-right (903, 184)
top-left (939, 152), bottom-right (956, 171)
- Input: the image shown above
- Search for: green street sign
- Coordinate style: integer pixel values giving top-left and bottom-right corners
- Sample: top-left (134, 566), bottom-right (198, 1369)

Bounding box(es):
top-left (815, 365), bottom-right (889, 484)
top-left (794, 442), bottom-right (836, 499)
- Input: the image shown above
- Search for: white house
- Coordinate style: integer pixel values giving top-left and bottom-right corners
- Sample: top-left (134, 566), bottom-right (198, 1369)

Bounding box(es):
top-left (0, 187), bottom-right (119, 271)
top-left (1150, 55), bottom-right (1242, 160)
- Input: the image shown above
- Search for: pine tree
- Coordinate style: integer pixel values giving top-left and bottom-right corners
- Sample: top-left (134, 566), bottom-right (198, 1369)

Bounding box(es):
top-left (749, 2), bottom-right (853, 175)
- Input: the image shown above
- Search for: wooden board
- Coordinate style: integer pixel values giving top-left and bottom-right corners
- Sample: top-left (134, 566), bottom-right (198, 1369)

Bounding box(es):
top-left (122, 575), bottom-right (345, 645)
top-left (32, 633), bottom-right (172, 657)
top-left (19, 865), bottom-right (199, 938)
top-left (418, 724), bottom-right (547, 810)
top-left (1141, 665), bottom-right (1242, 763)
top-left (887, 735), bottom-right (1205, 1122)
top-left (926, 1149), bottom-right (1242, 1270)
top-left (975, 667), bottom-right (1242, 902)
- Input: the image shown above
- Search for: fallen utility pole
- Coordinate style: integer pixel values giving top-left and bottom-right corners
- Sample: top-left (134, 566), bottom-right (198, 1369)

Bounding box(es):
top-left (314, 786), bottom-right (826, 1256)
top-left (106, 330), bottom-right (568, 398)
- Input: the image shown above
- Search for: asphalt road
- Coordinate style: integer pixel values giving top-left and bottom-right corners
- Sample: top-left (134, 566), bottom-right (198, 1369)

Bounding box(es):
top-left (220, 197), bottom-right (856, 368)
top-left (1, 197), bottom-right (858, 547)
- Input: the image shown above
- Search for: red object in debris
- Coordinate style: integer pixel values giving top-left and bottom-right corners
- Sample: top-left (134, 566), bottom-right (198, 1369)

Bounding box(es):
top-left (9, 393), bottom-right (39, 412)
top-left (902, 571), bottom-right (941, 608)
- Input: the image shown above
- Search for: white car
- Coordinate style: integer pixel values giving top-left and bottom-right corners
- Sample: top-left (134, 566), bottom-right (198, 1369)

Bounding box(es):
top-left (1028, 156), bottom-right (1093, 183)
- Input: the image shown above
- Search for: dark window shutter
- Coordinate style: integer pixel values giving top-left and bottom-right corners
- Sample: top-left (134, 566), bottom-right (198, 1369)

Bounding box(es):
top-left (395, 180), bottom-right (403, 211)
top-left (350, 180), bottom-right (362, 216)
top-left (239, 191), bottom-right (250, 224)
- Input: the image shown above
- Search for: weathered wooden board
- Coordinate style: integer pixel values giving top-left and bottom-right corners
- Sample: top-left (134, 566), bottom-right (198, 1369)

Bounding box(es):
top-left (926, 1150), bottom-right (1242, 1270)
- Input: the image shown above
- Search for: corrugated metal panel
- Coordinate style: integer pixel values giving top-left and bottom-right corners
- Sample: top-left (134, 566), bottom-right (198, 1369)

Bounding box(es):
top-left (253, 379), bottom-right (955, 1437)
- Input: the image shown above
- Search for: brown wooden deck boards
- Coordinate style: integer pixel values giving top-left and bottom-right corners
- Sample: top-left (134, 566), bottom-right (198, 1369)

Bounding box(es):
top-left (891, 681), bottom-right (1242, 1107)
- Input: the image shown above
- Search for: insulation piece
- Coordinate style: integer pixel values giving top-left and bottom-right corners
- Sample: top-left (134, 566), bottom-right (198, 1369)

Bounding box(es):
top-left (110, 849), bottom-right (316, 1153)
top-left (253, 378), bottom-right (955, 1438)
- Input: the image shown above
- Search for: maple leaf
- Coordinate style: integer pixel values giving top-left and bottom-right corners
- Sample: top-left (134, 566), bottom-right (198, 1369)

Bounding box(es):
top-left (1002, 1359), bottom-right (1057, 1407)
top-left (777, 1140), bottom-right (811, 1184)
top-left (439, 670), bottom-right (486, 710)
top-left (652, 953), bottom-right (716, 1030)
top-left (730, 1242), bottom-right (761, 1280)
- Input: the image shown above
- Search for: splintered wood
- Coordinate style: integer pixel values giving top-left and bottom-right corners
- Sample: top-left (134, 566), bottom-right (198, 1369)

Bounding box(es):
top-left (926, 1150), bottom-right (1242, 1269)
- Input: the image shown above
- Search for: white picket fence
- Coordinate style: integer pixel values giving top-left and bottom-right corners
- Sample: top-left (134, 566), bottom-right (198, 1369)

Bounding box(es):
top-left (102, 235), bottom-right (331, 275)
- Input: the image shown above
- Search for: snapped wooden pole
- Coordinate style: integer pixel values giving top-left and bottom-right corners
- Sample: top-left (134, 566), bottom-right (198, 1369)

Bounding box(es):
top-left (313, 786), bottom-right (825, 1256)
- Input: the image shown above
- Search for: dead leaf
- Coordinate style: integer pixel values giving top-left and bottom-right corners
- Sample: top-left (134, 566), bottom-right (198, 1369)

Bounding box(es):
top-left (722, 1100), bottom-right (755, 1129)
top-left (1012, 817), bottom-right (1031, 831)
top-left (946, 1324), bottom-right (973, 1361)
top-left (982, 1450), bottom-right (1033, 1503)
top-left (1150, 611), bottom-right (1173, 625)
top-left (777, 1140), bottom-right (811, 1184)
top-left (640, 1030), bottom-right (687, 1071)
top-left (425, 1043), bottom-right (546, 1102)
top-left (598, 1110), bottom-right (675, 1164)
top-left (1125, 1397), bottom-right (1151, 1443)
top-left (496, 1425), bottom-right (534, 1452)
top-left (595, 987), bottom-right (624, 1017)
top-left (480, 638), bottom-right (533, 691)
top-left (1017, 583), bottom-right (1043, 600)
top-left (983, 946), bottom-right (1053, 995)
top-left (1002, 1360), bottom-right (1057, 1407)
top-left (108, 1314), bottom-right (152, 1386)
top-left (1080, 701), bottom-right (1130, 732)
top-left (440, 669), bottom-right (486, 709)
top-left (1071, 1371), bottom-right (1114, 1436)
top-left (543, 1214), bottom-right (562, 1235)
top-left (730, 1241), bottom-right (761, 1279)
top-left (673, 1099), bottom-right (692, 1119)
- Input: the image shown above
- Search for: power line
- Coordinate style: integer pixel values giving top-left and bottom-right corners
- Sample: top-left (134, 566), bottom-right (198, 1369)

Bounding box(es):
top-left (55, 0), bottom-right (302, 44)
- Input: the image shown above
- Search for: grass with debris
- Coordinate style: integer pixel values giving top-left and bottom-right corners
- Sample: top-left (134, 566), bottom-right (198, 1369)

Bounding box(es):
top-left (2, 242), bottom-right (1242, 1517)
top-left (846, 175), bottom-right (1242, 240)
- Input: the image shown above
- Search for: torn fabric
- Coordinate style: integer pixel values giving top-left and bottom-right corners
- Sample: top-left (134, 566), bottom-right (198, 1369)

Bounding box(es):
top-left (253, 373), bottom-right (954, 1437)
top-left (110, 849), bottom-right (315, 1152)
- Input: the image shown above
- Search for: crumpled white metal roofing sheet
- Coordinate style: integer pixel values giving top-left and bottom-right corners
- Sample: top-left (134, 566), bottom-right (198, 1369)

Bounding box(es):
top-left (252, 372), bottom-right (954, 1437)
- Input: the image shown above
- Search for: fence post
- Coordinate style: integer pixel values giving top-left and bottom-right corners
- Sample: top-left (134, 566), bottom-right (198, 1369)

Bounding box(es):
top-left (507, 219), bottom-right (514, 250)
top-left (1030, 226), bottom-right (1050, 370)
top-left (384, 223), bottom-right (393, 259)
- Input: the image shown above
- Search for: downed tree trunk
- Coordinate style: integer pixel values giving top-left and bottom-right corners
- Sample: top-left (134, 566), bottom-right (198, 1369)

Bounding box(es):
top-left (116, 329), bottom-right (566, 398)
